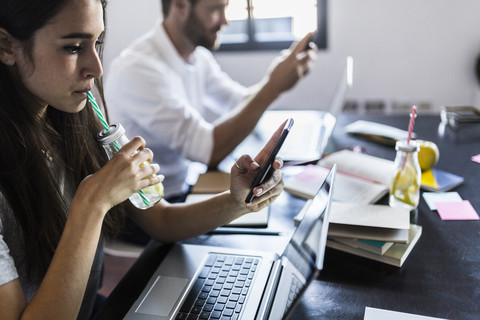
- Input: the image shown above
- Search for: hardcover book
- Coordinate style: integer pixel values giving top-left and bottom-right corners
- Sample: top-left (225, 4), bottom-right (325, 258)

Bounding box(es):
top-left (330, 237), bottom-right (394, 255)
top-left (327, 202), bottom-right (410, 243)
top-left (327, 224), bottom-right (422, 267)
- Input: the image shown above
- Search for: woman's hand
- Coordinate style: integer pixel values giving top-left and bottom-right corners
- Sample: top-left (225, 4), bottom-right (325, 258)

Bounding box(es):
top-left (230, 118), bottom-right (286, 211)
top-left (230, 154), bottom-right (284, 212)
top-left (73, 136), bottom-right (164, 214)
top-left (230, 118), bottom-right (287, 210)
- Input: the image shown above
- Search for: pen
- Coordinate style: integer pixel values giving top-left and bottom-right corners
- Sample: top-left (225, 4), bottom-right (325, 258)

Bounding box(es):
top-left (209, 227), bottom-right (281, 236)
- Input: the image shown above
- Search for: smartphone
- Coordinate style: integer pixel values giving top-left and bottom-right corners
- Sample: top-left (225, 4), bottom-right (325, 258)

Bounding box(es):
top-left (304, 31), bottom-right (318, 51)
top-left (245, 118), bottom-right (294, 203)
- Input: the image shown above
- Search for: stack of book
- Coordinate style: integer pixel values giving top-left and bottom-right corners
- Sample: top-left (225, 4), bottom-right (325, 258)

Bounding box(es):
top-left (327, 202), bottom-right (422, 267)
top-left (288, 150), bottom-right (423, 267)
top-left (295, 202), bottom-right (422, 267)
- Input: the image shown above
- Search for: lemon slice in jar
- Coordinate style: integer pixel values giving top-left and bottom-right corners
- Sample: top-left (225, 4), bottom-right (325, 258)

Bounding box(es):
top-left (139, 161), bottom-right (164, 197)
top-left (153, 182), bottom-right (164, 196)
top-left (391, 164), bottom-right (417, 207)
top-left (392, 164), bottom-right (415, 190)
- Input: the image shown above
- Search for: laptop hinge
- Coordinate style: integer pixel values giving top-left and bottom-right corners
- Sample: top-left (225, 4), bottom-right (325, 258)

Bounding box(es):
top-left (255, 259), bottom-right (283, 320)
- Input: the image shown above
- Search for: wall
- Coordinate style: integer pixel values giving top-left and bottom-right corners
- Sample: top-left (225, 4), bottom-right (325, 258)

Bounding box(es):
top-left (104, 0), bottom-right (480, 113)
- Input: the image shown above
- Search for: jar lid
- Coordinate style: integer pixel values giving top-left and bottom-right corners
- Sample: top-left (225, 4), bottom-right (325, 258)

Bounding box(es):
top-left (395, 139), bottom-right (419, 152)
top-left (97, 123), bottom-right (125, 145)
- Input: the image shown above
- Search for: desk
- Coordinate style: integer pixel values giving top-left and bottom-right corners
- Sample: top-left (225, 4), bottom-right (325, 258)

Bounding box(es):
top-left (94, 114), bottom-right (480, 320)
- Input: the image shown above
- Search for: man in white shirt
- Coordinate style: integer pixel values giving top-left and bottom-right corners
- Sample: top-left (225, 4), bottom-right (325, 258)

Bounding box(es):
top-left (105, 0), bottom-right (316, 202)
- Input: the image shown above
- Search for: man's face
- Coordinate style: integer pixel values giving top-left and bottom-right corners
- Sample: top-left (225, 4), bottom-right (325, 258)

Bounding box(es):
top-left (183, 0), bottom-right (228, 50)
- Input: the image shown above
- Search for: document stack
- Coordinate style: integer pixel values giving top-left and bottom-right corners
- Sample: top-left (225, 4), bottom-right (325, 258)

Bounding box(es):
top-left (325, 202), bottom-right (422, 267)
top-left (289, 150), bottom-right (422, 267)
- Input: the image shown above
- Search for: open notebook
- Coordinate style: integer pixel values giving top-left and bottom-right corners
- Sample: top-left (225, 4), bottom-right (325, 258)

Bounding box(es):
top-left (123, 165), bottom-right (336, 320)
top-left (233, 56), bottom-right (353, 163)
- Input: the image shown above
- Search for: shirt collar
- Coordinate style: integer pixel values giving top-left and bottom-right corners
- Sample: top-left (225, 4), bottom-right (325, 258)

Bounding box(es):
top-left (153, 21), bottom-right (197, 75)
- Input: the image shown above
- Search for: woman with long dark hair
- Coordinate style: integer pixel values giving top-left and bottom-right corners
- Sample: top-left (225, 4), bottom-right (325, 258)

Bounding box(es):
top-left (0, 0), bottom-right (284, 319)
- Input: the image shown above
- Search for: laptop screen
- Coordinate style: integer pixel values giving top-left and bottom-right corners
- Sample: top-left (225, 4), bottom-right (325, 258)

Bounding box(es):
top-left (232, 57), bottom-right (353, 163)
top-left (281, 164), bottom-right (336, 319)
top-left (285, 164), bottom-right (335, 270)
top-left (328, 56), bottom-right (353, 117)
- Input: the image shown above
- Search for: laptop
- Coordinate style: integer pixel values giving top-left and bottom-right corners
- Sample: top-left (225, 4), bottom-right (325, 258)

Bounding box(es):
top-left (233, 56), bottom-right (353, 163)
top-left (123, 165), bottom-right (337, 320)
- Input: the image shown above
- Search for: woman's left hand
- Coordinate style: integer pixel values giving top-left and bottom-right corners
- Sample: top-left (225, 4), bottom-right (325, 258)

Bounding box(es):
top-left (229, 153), bottom-right (284, 212)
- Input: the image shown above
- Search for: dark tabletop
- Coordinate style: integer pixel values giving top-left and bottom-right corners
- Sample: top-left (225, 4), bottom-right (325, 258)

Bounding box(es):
top-left (95, 113), bottom-right (480, 320)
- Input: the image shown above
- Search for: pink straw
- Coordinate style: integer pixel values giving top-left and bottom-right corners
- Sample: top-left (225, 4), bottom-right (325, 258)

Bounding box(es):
top-left (401, 105), bottom-right (417, 170)
top-left (407, 105), bottom-right (417, 143)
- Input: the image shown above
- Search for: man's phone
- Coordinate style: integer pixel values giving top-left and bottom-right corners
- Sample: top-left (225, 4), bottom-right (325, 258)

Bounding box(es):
top-left (245, 118), bottom-right (294, 203)
top-left (304, 31), bottom-right (318, 51)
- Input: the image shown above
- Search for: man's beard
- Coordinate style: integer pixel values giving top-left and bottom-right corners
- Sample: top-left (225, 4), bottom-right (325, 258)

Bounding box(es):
top-left (184, 10), bottom-right (221, 50)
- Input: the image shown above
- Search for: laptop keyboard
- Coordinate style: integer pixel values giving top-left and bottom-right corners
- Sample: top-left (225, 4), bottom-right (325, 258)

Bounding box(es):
top-left (285, 274), bottom-right (302, 315)
top-left (175, 253), bottom-right (260, 320)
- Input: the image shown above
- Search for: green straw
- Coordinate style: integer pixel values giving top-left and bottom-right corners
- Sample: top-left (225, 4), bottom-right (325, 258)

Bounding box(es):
top-left (87, 92), bottom-right (109, 131)
top-left (87, 91), bottom-right (150, 207)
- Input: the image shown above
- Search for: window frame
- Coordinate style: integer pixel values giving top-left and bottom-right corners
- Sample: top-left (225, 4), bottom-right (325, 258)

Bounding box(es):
top-left (218, 0), bottom-right (328, 51)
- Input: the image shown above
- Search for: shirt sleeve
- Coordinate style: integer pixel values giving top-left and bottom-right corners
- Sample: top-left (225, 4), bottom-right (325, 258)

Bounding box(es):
top-left (0, 221), bottom-right (19, 287)
top-left (106, 52), bottom-right (214, 164)
top-left (197, 47), bottom-right (249, 114)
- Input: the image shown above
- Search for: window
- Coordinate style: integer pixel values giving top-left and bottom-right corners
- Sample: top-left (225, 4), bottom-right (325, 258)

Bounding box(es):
top-left (219, 0), bottom-right (327, 51)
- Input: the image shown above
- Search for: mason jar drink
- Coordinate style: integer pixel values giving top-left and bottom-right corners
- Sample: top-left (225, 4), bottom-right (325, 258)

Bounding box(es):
top-left (97, 124), bottom-right (164, 209)
top-left (389, 140), bottom-right (421, 211)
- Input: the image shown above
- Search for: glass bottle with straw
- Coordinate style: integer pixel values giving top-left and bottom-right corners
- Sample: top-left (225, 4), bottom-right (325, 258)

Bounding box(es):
top-left (389, 105), bottom-right (421, 211)
top-left (88, 92), bottom-right (164, 209)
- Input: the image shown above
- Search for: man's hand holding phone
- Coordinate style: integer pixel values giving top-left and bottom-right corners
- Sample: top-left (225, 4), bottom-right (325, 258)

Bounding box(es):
top-left (265, 32), bottom-right (317, 95)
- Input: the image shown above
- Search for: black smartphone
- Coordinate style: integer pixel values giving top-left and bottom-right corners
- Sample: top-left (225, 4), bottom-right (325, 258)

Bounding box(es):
top-left (304, 31), bottom-right (318, 51)
top-left (245, 118), bottom-right (294, 203)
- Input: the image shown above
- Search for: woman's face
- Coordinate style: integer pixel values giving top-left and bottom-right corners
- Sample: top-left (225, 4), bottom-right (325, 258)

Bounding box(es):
top-left (12, 0), bottom-right (104, 113)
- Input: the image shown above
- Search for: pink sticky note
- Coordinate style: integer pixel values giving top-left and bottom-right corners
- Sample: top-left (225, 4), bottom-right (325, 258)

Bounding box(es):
top-left (472, 154), bottom-right (480, 164)
top-left (295, 165), bottom-right (328, 184)
top-left (435, 200), bottom-right (479, 220)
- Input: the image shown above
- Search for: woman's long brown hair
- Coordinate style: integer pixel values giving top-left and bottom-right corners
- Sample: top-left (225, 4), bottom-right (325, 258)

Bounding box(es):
top-left (0, 0), bottom-right (124, 281)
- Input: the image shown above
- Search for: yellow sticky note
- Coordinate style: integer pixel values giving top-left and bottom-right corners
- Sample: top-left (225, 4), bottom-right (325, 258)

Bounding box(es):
top-left (421, 169), bottom-right (439, 189)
